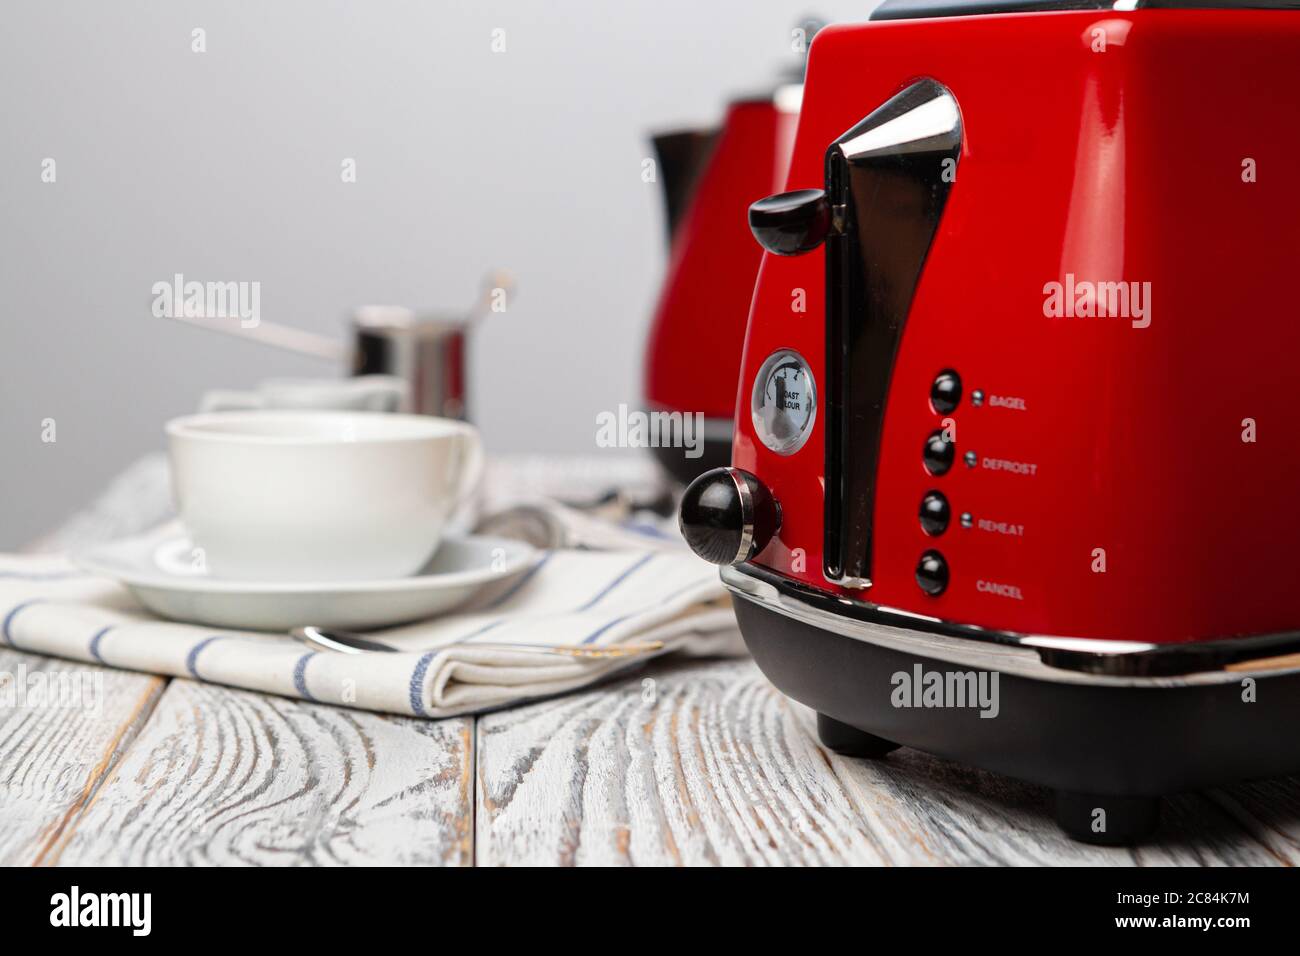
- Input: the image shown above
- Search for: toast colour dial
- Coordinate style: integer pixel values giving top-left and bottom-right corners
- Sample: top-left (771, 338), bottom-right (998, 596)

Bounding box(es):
top-left (751, 349), bottom-right (816, 456)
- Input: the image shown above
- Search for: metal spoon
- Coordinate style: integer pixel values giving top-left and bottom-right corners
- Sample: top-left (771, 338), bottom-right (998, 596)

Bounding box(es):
top-left (292, 626), bottom-right (399, 654)
top-left (291, 626), bottom-right (663, 660)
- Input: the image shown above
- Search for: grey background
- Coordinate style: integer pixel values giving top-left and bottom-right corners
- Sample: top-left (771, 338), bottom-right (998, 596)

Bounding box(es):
top-left (0, 0), bottom-right (869, 548)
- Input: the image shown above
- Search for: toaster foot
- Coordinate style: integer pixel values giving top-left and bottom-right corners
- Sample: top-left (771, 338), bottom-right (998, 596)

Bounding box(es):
top-left (1052, 791), bottom-right (1161, 846)
top-left (816, 712), bottom-right (900, 759)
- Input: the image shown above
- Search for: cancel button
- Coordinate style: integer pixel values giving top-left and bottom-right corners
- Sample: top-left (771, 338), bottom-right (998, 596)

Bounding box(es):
top-left (976, 580), bottom-right (1024, 601)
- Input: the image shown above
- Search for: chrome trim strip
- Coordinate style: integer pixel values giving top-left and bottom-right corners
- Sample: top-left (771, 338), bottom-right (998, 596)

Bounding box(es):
top-left (721, 563), bottom-right (1300, 685)
top-left (822, 78), bottom-right (962, 587)
top-left (826, 572), bottom-right (872, 590)
top-left (731, 470), bottom-right (754, 564)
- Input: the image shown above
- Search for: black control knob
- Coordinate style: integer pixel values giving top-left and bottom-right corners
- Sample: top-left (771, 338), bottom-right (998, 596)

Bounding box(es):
top-left (915, 550), bottom-right (949, 596)
top-left (919, 491), bottom-right (950, 535)
top-left (679, 467), bottom-right (781, 565)
top-left (923, 429), bottom-right (955, 476)
top-left (931, 370), bottom-right (961, 414)
top-left (749, 189), bottom-right (832, 256)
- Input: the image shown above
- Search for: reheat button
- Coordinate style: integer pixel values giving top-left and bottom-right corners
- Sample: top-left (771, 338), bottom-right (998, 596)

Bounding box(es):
top-left (919, 491), bottom-right (950, 535)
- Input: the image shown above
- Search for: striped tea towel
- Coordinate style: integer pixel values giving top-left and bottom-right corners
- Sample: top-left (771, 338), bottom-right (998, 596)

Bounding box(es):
top-left (0, 521), bottom-right (740, 719)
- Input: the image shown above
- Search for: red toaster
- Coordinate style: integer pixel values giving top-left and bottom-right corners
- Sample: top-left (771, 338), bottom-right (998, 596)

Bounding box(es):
top-left (679, 0), bottom-right (1300, 843)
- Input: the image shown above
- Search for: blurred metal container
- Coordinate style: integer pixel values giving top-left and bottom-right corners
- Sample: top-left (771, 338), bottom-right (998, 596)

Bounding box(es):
top-left (351, 307), bottom-right (469, 418)
top-left (168, 271), bottom-right (514, 422)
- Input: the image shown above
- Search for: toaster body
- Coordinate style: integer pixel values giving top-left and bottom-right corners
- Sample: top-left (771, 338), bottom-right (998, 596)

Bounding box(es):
top-left (679, 4), bottom-right (1300, 843)
top-left (736, 8), bottom-right (1300, 645)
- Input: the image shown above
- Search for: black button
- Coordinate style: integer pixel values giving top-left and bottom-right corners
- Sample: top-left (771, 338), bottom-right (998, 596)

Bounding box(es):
top-left (679, 467), bottom-right (781, 565)
top-left (919, 491), bottom-right (949, 535)
top-left (923, 429), bottom-right (954, 475)
top-left (931, 370), bottom-right (961, 414)
top-left (915, 550), bottom-right (949, 596)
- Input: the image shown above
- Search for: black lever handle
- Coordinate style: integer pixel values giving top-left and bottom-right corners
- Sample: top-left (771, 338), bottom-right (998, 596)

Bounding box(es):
top-left (679, 467), bottom-right (781, 566)
top-left (748, 188), bottom-right (831, 256)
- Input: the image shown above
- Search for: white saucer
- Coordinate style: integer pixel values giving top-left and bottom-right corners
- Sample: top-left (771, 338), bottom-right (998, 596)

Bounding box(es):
top-left (75, 532), bottom-right (538, 631)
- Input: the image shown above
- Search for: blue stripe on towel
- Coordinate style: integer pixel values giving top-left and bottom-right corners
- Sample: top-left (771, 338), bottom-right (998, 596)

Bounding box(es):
top-left (185, 635), bottom-right (225, 679)
top-left (292, 653), bottom-right (318, 702)
top-left (582, 613), bottom-right (631, 644)
top-left (453, 551), bottom-right (660, 649)
top-left (481, 550), bottom-right (553, 610)
top-left (408, 650), bottom-right (437, 717)
top-left (444, 552), bottom-right (554, 644)
top-left (581, 576), bottom-right (708, 645)
top-left (618, 520), bottom-right (674, 540)
top-left (2, 600), bottom-right (42, 648)
top-left (459, 618), bottom-right (505, 642)
top-left (576, 553), bottom-right (655, 611)
top-left (88, 625), bottom-right (114, 663)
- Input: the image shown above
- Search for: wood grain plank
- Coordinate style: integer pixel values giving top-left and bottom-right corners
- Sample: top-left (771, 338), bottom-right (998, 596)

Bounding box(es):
top-left (50, 679), bottom-right (473, 866)
top-left (1196, 778), bottom-right (1300, 865)
top-left (0, 648), bottom-right (166, 865)
top-left (476, 657), bottom-right (1297, 866)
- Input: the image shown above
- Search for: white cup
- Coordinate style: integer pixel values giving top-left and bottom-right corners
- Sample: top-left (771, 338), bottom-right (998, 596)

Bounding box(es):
top-left (166, 411), bottom-right (483, 582)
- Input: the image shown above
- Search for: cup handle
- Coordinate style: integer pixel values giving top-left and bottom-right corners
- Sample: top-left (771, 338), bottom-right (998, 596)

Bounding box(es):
top-left (454, 431), bottom-right (485, 508)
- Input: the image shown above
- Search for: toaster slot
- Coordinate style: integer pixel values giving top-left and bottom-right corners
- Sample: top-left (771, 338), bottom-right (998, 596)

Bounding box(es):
top-left (823, 78), bottom-right (962, 588)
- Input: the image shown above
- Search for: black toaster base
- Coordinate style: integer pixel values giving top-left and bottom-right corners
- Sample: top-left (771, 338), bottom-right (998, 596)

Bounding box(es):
top-left (734, 596), bottom-right (1300, 845)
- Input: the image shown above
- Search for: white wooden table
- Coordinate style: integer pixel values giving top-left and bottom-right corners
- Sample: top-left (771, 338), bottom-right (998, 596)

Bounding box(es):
top-left (4, 456), bottom-right (1299, 866)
